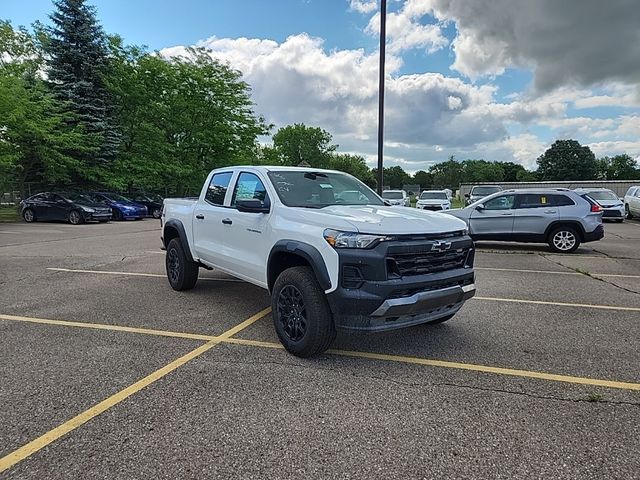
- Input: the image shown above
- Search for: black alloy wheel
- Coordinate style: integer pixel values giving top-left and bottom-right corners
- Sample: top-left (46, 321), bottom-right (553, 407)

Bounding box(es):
top-left (165, 238), bottom-right (199, 291)
top-left (277, 285), bottom-right (307, 342)
top-left (68, 210), bottom-right (83, 225)
top-left (23, 208), bottom-right (35, 223)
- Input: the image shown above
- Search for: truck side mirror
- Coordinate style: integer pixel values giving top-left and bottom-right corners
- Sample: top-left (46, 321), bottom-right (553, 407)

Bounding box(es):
top-left (236, 199), bottom-right (270, 214)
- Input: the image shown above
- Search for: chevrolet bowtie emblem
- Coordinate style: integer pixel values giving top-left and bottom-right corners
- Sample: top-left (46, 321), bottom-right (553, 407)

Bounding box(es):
top-left (431, 240), bottom-right (452, 252)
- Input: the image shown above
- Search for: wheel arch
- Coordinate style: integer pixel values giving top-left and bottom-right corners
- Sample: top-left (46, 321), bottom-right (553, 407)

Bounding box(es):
top-left (163, 219), bottom-right (195, 263)
top-left (268, 241), bottom-right (332, 293)
top-left (544, 220), bottom-right (586, 242)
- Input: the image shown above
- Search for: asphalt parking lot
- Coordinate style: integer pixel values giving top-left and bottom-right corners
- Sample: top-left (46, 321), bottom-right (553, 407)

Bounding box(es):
top-left (1, 219), bottom-right (639, 479)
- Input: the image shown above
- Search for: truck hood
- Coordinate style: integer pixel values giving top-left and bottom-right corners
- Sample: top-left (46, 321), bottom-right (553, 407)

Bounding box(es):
top-left (287, 205), bottom-right (467, 235)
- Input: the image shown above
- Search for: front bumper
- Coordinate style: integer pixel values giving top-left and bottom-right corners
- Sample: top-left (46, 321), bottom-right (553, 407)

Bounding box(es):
top-left (602, 208), bottom-right (624, 219)
top-left (417, 204), bottom-right (449, 211)
top-left (326, 234), bottom-right (475, 332)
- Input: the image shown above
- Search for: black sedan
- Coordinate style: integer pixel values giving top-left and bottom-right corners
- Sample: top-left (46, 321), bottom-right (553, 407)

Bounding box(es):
top-left (20, 192), bottom-right (113, 225)
top-left (130, 194), bottom-right (163, 219)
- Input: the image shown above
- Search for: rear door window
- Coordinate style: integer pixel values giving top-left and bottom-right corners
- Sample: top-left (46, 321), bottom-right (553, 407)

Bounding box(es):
top-left (516, 194), bottom-right (553, 209)
top-left (205, 172), bottom-right (233, 206)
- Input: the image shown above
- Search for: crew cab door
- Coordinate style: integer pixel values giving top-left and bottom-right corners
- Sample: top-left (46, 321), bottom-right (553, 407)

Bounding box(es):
top-left (469, 194), bottom-right (516, 237)
top-left (220, 171), bottom-right (272, 286)
top-left (192, 171), bottom-right (234, 269)
top-left (512, 193), bottom-right (558, 236)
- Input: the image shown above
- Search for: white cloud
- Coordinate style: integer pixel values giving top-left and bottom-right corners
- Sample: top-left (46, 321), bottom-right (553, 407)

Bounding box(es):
top-left (423, 0), bottom-right (640, 91)
top-left (349, 0), bottom-right (377, 14)
top-left (160, 30), bottom-right (640, 170)
top-left (365, 1), bottom-right (448, 54)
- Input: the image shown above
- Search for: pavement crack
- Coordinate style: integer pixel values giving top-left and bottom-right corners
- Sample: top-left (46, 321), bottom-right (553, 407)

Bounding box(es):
top-left (204, 356), bottom-right (640, 407)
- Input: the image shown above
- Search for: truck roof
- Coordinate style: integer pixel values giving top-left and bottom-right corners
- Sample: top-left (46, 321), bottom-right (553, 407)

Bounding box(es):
top-left (228, 165), bottom-right (345, 175)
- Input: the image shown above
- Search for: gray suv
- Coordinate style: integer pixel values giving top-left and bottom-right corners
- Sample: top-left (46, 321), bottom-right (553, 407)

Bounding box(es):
top-left (446, 189), bottom-right (604, 253)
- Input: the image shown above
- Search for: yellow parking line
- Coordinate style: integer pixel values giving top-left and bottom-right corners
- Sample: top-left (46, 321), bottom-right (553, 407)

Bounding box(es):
top-left (0, 307), bottom-right (270, 474)
top-left (223, 338), bottom-right (640, 391)
top-left (46, 267), bottom-right (244, 282)
top-left (0, 314), bottom-right (217, 341)
top-left (473, 296), bottom-right (640, 312)
top-left (476, 266), bottom-right (640, 279)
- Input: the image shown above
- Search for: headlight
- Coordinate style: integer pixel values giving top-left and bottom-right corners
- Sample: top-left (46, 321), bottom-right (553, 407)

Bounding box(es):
top-left (323, 229), bottom-right (388, 249)
top-left (81, 206), bottom-right (95, 213)
top-left (461, 227), bottom-right (469, 235)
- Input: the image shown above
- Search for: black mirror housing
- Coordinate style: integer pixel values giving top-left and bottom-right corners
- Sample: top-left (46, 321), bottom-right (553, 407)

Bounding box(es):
top-left (236, 199), bottom-right (269, 213)
top-left (475, 203), bottom-right (485, 211)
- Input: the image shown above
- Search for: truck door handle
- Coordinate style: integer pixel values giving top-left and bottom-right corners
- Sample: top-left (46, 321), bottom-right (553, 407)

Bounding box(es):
top-left (195, 214), bottom-right (205, 220)
top-left (222, 218), bottom-right (232, 225)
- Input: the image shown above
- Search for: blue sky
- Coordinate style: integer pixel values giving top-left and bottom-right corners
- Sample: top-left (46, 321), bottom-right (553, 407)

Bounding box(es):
top-left (3, 0), bottom-right (639, 171)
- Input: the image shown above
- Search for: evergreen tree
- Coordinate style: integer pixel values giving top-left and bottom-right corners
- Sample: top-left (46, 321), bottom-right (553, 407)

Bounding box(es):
top-left (45, 0), bottom-right (119, 168)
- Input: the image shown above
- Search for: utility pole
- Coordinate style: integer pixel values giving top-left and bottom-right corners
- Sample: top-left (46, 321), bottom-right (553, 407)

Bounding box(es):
top-left (376, 0), bottom-right (387, 195)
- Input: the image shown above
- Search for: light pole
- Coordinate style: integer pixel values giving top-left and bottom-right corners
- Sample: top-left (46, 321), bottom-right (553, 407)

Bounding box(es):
top-left (376, 0), bottom-right (387, 195)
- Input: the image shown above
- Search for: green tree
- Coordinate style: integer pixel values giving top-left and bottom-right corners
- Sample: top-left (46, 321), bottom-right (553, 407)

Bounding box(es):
top-left (272, 124), bottom-right (336, 168)
top-left (463, 160), bottom-right (505, 183)
top-left (45, 0), bottom-right (120, 166)
top-left (104, 43), bottom-right (267, 194)
top-left (0, 21), bottom-right (85, 195)
top-left (328, 153), bottom-right (374, 186)
top-left (429, 156), bottom-right (464, 188)
top-left (536, 139), bottom-right (598, 180)
top-left (597, 154), bottom-right (639, 180)
top-left (413, 170), bottom-right (433, 189)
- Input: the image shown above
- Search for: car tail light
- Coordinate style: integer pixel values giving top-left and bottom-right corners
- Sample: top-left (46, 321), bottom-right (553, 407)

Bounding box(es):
top-left (591, 203), bottom-right (602, 212)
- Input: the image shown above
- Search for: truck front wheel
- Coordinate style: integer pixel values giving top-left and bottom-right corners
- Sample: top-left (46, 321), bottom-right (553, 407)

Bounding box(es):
top-left (166, 238), bottom-right (199, 291)
top-left (272, 266), bottom-right (336, 357)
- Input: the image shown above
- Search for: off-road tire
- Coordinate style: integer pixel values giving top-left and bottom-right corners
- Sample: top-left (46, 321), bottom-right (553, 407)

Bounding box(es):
top-left (272, 266), bottom-right (336, 357)
top-left (166, 238), bottom-right (199, 291)
top-left (548, 226), bottom-right (581, 253)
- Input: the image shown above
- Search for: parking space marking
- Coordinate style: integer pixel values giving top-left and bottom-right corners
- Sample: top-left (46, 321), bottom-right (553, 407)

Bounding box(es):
top-left (0, 308), bottom-right (271, 474)
top-left (473, 296), bottom-right (640, 312)
top-left (476, 267), bottom-right (640, 279)
top-left (0, 313), bottom-right (217, 341)
top-left (223, 338), bottom-right (640, 391)
top-left (46, 267), bottom-right (244, 282)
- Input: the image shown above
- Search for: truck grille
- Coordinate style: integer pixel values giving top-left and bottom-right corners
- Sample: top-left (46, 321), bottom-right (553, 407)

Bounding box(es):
top-left (387, 248), bottom-right (470, 276)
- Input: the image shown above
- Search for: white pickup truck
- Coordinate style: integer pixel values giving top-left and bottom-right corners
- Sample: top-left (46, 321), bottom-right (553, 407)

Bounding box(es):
top-left (162, 166), bottom-right (476, 357)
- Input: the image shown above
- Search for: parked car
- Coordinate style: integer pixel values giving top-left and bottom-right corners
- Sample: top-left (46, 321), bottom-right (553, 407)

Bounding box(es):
top-left (20, 192), bottom-right (112, 225)
top-left (381, 189), bottom-right (410, 206)
top-left (574, 188), bottom-right (625, 223)
top-left (623, 186), bottom-right (640, 219)
top-left (86, 192), bottom-right (147, 220)
top-left (465, 185), bottom-right (503, 205)
top-left (130, 193), bottom-right (163, 219)
top-left (445, 188), bottom-right (604, 253)
top-left (416, 190), bottom-right (452, 211)
top-left (162, 166), bottom-right (475, 357)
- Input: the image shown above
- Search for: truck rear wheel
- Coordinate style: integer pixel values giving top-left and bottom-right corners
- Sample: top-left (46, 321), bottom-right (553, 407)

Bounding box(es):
top-left (272, 266), bottom-right (336, 357)
top-left (166, 238), bottom-right (199, 291)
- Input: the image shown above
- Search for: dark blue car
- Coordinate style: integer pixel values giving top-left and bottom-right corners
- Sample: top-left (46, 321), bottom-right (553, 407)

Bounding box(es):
top-left (86, 192), bottom-right (147, 221)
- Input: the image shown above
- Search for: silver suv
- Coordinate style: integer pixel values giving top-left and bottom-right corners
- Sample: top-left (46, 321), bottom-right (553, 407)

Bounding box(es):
top-left (445, 189), bottom-right (604, 253)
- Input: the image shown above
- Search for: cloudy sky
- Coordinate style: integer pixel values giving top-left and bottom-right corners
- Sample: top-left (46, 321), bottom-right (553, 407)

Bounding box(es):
top-left (5, 0), bottom-right (640, 172)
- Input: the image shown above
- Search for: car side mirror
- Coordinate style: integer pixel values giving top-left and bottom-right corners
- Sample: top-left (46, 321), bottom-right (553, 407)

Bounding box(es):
top-left (475, 203), bottom-right (485, 211)
top-left (464, 193), bottom-right (470, 198)
top-left (236, 199), bottom-right (269, 213)
top-left (383, 200), bottom-right (392, 206)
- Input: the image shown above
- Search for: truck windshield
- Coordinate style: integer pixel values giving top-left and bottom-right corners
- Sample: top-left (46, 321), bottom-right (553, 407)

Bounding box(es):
top-left (420, 192), bottom-right (447, 200)
top-left (267, 171), bottom-right (383, 208)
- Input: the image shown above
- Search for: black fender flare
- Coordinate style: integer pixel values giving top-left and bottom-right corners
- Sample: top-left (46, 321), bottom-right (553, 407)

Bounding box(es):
top-left (163, 219), bottom-right (195, 263)
top-left (268, 240), bottom-right (332, 292)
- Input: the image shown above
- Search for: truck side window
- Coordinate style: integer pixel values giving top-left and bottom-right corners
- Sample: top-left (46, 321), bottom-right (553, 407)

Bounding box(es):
top-left (231, 172), bottom-right (268, 206)
top-left (205, 172), bottom-right (233, 206)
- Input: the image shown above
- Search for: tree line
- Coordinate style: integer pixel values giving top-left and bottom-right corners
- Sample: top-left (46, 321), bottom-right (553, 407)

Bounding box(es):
top-left (1, 0), bottom-right (638, 198)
